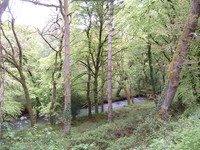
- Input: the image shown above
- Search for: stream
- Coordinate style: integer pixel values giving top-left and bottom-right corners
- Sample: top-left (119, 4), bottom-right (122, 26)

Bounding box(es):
top-left (78, 97), bottom-right (145, 116)
top-left (1, 97), bottom-right (145, 131)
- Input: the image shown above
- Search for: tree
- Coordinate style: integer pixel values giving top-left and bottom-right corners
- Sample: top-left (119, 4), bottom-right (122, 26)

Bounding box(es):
top-left (107, 0), bottom-right (114, 121)
top-left (159, 0), bottom-right (200, 120)
top-left (59, 0), bottom-right (72, 135)
top-left (75, 0), bottom-right (109, 114)
top-left (1, 11), bottom-right (36, 127)
top-left (80, 3), bottom-right (93, 116)
top-left (115, 54), bottom-right (133, 105)
top-left (0, 0), bottom-right (9, 132)
top-left (91, 0), bottom-right (109, 114)
top-left (38, 14), bottom-right (64, 125)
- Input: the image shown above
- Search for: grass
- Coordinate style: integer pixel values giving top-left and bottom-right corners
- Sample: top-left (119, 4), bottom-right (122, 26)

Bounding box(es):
top-left (0, 102), bottom-right (199, 150)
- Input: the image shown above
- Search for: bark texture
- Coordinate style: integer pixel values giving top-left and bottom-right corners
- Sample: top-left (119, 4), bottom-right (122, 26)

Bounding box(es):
top-left (124, 81), bottom-right (132, 105)
top-left (101, 66), bottom-right (105, 113)
top-left (20, 77), bottom-right (35, 127)
top-left (87, 68), bottom-right (92, 117)
top-left (147, 42), bottom-right (158, 105)
top-left (85, 10), bottom-right (92, 117)
top-left (108, 0), bottom-right (114, 121)
top-left (147, 42), bottom-right (156, 95)
top-left (49, 55), bottom-right (58, 125)
top-left (94, 74), bottom-right (99, 114)
top-left (62, 0), bottom-right (71, 134)
top-left (159, 0), bottom-right (200, 120)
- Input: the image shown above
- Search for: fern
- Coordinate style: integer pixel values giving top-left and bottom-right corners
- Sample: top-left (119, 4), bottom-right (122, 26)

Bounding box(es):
top-left (174, 61), bottom-right (200, 105)
top-left (2, 100), bottom-right (24, 121)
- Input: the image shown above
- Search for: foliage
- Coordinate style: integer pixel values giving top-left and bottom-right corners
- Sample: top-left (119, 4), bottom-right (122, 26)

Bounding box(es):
top-left (1, 101), bottom-right (200, 150)
top-left (172, 37), bottom-right (200, 112)
top-left (147, 107), bottom-right (200, 150)
top-left (2, 100), bottom-right (24, 121)
top-left (0, 0), bottom-right (199, 149)
top-left (0, 102), bottom-right (154, 149)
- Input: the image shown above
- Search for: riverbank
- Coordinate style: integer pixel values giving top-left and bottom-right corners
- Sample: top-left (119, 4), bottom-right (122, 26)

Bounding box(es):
top-left (1, 102), bottom-right (199, 150)
top-left (1, 97), bottom-right (146, 131)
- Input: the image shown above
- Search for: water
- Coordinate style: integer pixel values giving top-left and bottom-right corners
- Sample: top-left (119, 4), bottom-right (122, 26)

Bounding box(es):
top-left (79, 97), bottom-right (145, 116)
top-left (1, 97), bottom-right (145, 131)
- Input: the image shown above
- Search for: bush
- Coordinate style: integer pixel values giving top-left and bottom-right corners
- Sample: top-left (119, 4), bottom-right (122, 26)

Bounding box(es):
top-left (147, 111), bottom-right (200, 150)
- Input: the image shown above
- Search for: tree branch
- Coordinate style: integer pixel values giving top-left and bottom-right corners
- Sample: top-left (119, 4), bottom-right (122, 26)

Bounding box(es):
top-left (21, 0), bottom-right (60, 8)
top-left (0, 65), bottom-right (22, 84)
top-left (1, 26), bottom-right (15, 56)
top-left (79, 60), bottom-right (95, 75)
top-left (38, 29), bottom-right (58, 52)
top-left (10, 16), bottom-right (23, 67)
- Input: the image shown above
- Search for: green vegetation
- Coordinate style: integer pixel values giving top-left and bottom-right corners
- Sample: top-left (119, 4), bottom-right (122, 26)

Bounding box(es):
top-left (0, 0), bottom-right (200, 149)
top-left (1, 102), bottom-right (199, 150)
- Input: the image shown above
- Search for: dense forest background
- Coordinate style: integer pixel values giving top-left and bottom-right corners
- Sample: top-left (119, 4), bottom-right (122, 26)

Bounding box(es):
top-left (0, 0), bottom-right (199, 149)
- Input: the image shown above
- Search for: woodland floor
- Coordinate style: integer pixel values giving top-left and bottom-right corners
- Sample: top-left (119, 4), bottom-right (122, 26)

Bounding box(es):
top-left (0, 101), bottom-right (200, 150)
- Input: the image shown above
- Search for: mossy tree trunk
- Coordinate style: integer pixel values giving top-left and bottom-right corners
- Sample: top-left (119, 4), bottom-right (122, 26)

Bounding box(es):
top-left (87, 66), bottom-right (92, 117)
top-left (147, 42), bottom-right (156, 96)
top-left (60, 0), bottom-right (71, 135)
top-left (94, 72), bottom-right (99, 114)
top-left (124, 80), bottom-right (132, 105)
top-left (159, 0), bottom-right (200, 120)
top-left (101, 66), bottom-right (105, 113)
top-left (116, 82), bottom-right (123, 97)
top-left (116, 57), bottom-right (132, 105)
top-left (20, 73), bottom-right (36, 127)
top-left (49, 52), bottom-right (58, 125)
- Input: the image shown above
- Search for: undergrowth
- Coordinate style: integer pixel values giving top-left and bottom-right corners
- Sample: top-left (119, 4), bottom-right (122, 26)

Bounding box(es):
top-left (0, 102), bottom-right (199, 150)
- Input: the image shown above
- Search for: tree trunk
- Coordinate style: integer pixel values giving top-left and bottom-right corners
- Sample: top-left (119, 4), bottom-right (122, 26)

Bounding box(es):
top-left (159, 0), bottom-right (200, 120)
top-left (116, 84), bottom-right (122, 97)
top-left (94, 72), bottom-right (99, 114)
top-left (124, 81), bottom-right (132, 105)
top-left (49, 50), bottom-right (63, 125)
top-left (107, 0), bottom-right (114, 121)
top-left (1, 3), bottom-right (36, 127)
top-left (101, 88), bottom-right (104, 112)
top-left (116, 75), bottom-right (123, 97)
top-left (87, 68), bottom-right (92, 117)
top-left (147, 41), bottom-right (157, 105)
top-left (161, 63), bottom-right (166, 89)
top-left (49, 53), bottom-right (58, 125)
top-left (20, 72), bottom-right (35, 127)
top-left (129, 82), bottom-right (134, 104)
top-left (101, 67), bottom-right (105, 113)
top-left (62, 0), bottom-right (71, 134)
top-left (116, 59), bottom-right (132, 105)
top-left (49, 80), bottom-right (57, 125)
